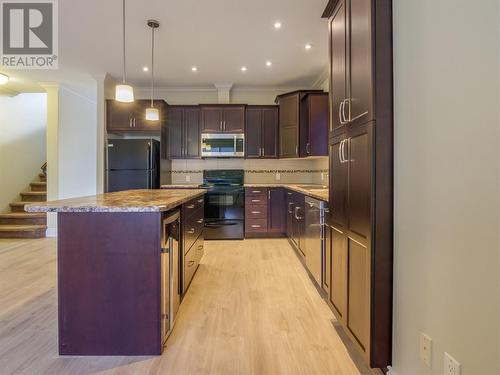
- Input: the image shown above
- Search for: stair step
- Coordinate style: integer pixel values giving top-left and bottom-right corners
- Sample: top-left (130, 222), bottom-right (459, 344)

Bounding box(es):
top-left (20, 191), bottom-right (46, 202)
top-left (30, 181), bottom-right (47, 192)
top-left (0, 212), bottom-right (47, 225)
top-left (39, 173), bottom-right (46, 182)
top-left (10, 202), bottom-right (31, 212)
top-left (0, 225), bottom-right (47, 239)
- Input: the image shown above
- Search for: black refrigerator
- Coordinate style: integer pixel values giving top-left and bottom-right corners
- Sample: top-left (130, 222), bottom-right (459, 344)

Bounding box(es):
top-left (106, 139), bottom-right (160, 192)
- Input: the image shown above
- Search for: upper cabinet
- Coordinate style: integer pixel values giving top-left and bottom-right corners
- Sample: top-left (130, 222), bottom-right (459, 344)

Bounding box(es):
top-left (200, 105), bottom-right (245, 133)
top-left (106, 99), bottom-right (167, 133)
top-left (329, 0), bottom-right (373, 137)
top-left (276, 90), bottom-right (328, 158)
top-left (245, 105), bottom-right (279, 159)
top-left (166, 106), bottom-right (200, 159)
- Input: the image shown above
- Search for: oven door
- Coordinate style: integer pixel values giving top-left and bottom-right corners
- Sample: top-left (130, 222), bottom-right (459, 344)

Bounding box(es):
top-left (201, 134), bottom-right (244, 157)
top-left (203, 185), bottom-right (244, 239)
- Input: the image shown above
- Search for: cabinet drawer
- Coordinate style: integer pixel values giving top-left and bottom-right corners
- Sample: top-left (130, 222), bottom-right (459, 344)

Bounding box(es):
top-left (245, 196), bottom-right (267, 206)
top-left (245, 204), bottom-right (268, 219)
top-left (184, 208), bottom-right (204, 254)
top-left (183, 196), bottom-right (205, 218)
top-left (194, 235), bottom-right (204, 264)
top-left (183, 245), bottom-right (198, 293)
top-left (245, 187), bottom-right (268, 198)
top-left (245, 218), bottom-right (268, 233)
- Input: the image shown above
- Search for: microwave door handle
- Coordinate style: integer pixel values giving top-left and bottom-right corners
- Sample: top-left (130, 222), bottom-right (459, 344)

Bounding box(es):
top-left (233, 135), bottom-right (237, 156)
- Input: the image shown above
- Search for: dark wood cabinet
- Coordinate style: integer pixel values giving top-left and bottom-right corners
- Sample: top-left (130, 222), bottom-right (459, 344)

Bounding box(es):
top-left (268, 188), bottom-right (285, 233)
top-left (106, 99), bottom-right (166, 133)
top-left (200, 105), bottom-right (245, 133)
top-left (284, 190), bottom-right (306, 255)
top-left (301, 93), bottom-right (329, 156)
top-left (323, 0), bottom-right (393, 368)
top-left (245, 187), bottom-right (285, 236)
top-left (245, 106), bottom-right (279, 159)
top-left (276, 90), bottom-right (328, 158)
top-left (166, 106), bottom-right (200, 159)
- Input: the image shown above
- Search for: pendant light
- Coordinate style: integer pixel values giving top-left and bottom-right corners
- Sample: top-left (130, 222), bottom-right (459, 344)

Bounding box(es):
top-left (145, 19), bottom-right (160, 121)
top-left (115, 0), bottom-right (134, 102)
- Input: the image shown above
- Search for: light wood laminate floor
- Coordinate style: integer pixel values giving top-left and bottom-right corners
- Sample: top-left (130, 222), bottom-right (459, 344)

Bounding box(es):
top-left (0, 238), bottom-right (381, 375)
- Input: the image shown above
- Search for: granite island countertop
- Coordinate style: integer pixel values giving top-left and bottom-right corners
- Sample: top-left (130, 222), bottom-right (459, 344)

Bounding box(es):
top-left (25, 189), bottom-right (206, 213)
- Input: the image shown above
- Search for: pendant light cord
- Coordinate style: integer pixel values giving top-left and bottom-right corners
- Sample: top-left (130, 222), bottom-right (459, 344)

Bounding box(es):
top-left (150, 26), bottom-right (155, 107)
top-left (122, 0), bottom-right (126, 84)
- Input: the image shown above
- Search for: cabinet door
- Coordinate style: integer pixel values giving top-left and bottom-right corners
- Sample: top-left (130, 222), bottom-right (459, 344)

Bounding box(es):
top-left (285, 191), bottom-right (294, 239)
top-left (262, 107), bottom-right (279, 158)
top-left (268, 188), bottom-right (285, 233)
top-left (223, 107), bottom-right (245, 133)
top-left (349, 0), bottom-right (373, 126)
top-left (279, 94), bottom-right (299, 158)
top-left (346, 122), bottom-right (372, 241)
top-left (245, 108), bottom-right (262, 158)
top-left (308, 94), bottom-right (329, 156)
top-left (168, 107), bottom-right (184, 159)
top-left (201, 107), bottom-right (223, 133)
top-left (106, 100), bottom-right (135, 132)
top-left (134, 100), bottom-right (163, 132)
top-left (295, 194), bottom-right (306, 256)
top-left (330, 226), bottom-right (348, 320)
top-left (184, 108), bottom-right (200, 158)
top-left (329, 135), bottom-right (348, 228)
top-left (347, 237), bottom-right (370, 353)
top-left (323, 225), bottom-right (331, 296)
top-left (330, 0), bottom-right (348, 136)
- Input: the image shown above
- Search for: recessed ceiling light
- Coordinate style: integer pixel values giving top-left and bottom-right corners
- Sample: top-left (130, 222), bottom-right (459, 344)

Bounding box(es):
top-left (274, 21), bottom-right (282, 29)
top-left (0, 73), bottom-right (9, 85)
top-left (241, 66), bottom-right (247, 72)
top-left (305, 43), bottom-right (313, 50)
top-left (191, 66), bottom-right (198, 72)
top-left (266, 61), bottom-right (272, 67)
top-left (142, 66), bottom-right (149, 72)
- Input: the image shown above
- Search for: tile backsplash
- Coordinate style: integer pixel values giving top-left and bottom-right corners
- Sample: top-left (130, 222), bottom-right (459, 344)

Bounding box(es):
top-left (169, 157), bottom-right (329, 185)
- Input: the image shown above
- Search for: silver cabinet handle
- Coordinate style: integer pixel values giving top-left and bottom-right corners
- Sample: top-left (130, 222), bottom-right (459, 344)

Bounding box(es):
top-left (251, 211), bottom-right (261, 214)
top-left (343, 99), bottom-right (350, 124)
top-left (288, 202), bottom-right (294, 213)
top-left (187, 204), bottom-right (195, 209)
top-left (268, 190), bottom-right (271, 200)
top-left (133, 118), bottom-right (136, 127)
top-left (295, 145), bottom-right (299, 156)
top-left (294, 206), bottom-right (300, 220)
top-left (129, 118), bottom-right (133, 128)
top-left (306, 143), bottom-right (310, 155)
top-left (197, 219), bottom-right (203, 224)
top-left (251, 225), bottom-right (261, 228)
top-left (338, 101), bottom-right (344, 126)
top-left (338, 140), bottom-right (344, 163)
top-left (187, 228), bottom-right (195, 234)
top-left (220, 120), bottom-right (223, 130)
top-left (197, 199), bottom-right (204, 203)
top-left (251, 199), bottom-right (261, 203)
top-left (251, 190), bottom-right (262, 193)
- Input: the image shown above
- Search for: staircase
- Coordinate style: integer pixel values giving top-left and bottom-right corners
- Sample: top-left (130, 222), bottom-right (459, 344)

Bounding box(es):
top-left (0, 169), bottom-right (47, 239)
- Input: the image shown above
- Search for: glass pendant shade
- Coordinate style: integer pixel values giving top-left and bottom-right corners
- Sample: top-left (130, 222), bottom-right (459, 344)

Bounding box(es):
top-left (145, 106), bottom-right (159, 121)
top-left (115, 84), bottom-right (134, 103)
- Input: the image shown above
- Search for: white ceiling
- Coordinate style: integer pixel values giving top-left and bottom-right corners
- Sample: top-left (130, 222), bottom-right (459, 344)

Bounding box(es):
top-left (1, 0), bottom-right (330, 93)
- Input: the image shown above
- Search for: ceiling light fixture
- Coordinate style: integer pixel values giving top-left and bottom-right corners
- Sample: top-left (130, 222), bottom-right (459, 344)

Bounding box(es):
top-left (115, 0), bottom-right (134, 103)
top-left (0, 73), bottom-right (9, 85)
top-left (191, 66), bottom-right (198, 72)
top-left (145, 19), bottom-right (160, 121)
top-left (305, 43), bottom-right (313, 50)
top-left (241, 66), bottom-right (247, 72)
top-left (142, 66), bottom-right (149, 72)
top-left (274, 21), bottom-right (282, 29)
top-left (266, 61), bottom-right (272, 67)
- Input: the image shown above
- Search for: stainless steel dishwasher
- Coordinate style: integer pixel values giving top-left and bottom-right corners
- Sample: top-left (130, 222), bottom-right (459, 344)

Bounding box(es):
top-left (304, 196), bottom-right (326, 286)
top-left (160, 210), bottom-right (181, 346)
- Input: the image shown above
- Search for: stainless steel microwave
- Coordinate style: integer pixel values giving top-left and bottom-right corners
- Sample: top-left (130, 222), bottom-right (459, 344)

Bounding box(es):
top-left (201, 133), bottom-right (245, 158)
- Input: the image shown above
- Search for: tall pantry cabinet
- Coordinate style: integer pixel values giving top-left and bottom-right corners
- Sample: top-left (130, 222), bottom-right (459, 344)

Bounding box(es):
top-left (323, 0), bottom-right (393, 369)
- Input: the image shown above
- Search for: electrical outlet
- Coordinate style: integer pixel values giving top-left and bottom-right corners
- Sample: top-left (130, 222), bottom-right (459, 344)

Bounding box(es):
top-left (419, 333), bottom-right (432, 366)
top-left (444, 352), bottom-right (461, 375)
top-left (186, 175), bottom-right (191, 182)
top-left (275, 172), bottom-right (281, 181)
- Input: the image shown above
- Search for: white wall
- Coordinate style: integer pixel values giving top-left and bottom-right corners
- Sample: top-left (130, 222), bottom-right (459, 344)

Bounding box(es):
top-left (392, 1), bottom-right (500, 374)
top-left (0, 94), bottom-right (47, 211)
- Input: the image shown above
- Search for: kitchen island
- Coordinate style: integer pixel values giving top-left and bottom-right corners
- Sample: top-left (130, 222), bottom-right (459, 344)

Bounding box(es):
top-left (26, 189), bottom-right (206, 356)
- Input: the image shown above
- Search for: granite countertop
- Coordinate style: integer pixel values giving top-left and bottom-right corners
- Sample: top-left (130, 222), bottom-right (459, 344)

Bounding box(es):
top-left (244, 183), bottom-right (329, 202)
top-left (161, 184), bottom-right (203, 189)
top-left (25, 189), bottom-right (206, 213)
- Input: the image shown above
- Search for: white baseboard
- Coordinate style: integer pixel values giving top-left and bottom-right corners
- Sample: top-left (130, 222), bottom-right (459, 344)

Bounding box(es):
top-left (46, 227), bottom-right (57, 237)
